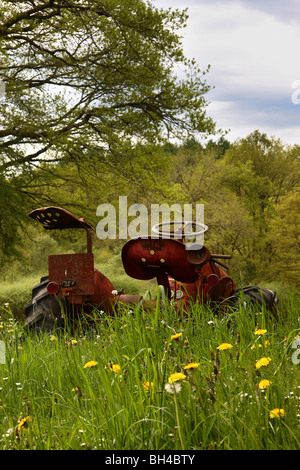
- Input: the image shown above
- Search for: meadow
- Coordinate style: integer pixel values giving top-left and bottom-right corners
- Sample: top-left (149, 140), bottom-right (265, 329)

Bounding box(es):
top-left (0, 283), bottom-right (299, 451)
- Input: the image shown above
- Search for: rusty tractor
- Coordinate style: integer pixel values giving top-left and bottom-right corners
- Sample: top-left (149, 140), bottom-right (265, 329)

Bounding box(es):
top-left (24, 206), bottom-right (278, 332)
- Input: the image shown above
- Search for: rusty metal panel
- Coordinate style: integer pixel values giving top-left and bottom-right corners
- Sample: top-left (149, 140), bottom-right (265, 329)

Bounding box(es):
top-left (122, 237), bottom-right (198, 283)
top-left (49, 253), bottom-right (95, 296)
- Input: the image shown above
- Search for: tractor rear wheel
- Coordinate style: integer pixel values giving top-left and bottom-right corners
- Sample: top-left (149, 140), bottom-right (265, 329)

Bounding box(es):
top-left (24, 275), bottom-right (65, 333)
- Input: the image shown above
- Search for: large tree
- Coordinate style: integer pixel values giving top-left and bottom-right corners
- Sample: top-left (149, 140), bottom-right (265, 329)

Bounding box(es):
top-left (0, 0), bottom-right (215, 175)
top-left (0, 0), bottom-right (216, 261)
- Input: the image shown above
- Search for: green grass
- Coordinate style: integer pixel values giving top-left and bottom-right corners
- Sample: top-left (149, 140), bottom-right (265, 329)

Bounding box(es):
top-left (0, 289), bottom-right (299, 450)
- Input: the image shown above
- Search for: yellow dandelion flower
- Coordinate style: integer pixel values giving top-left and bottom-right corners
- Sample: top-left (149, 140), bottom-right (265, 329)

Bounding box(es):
top-left (251, 344), bottom-right (262, 349)
top-left (143, 381), bottom-right (154, 390)
top-left (17, 416), bottom-right (31, 432)
top-left (251, 340), bottom-right (271, 349)
top-left (171, 333), bottom-right (182, 340)
top-left (254, 329), bottom-right (267, 335)
top-left (269, 408), bottom-right (285, 419)
top-left (168, 372), bottom-right (186, 383)
top-left (71, 339), bottom-right (78, 345)
top-left (183, 362), bottom-right (200, 370)
top-left (110, 364), bottom-right (121, 373)
top-left (50, 335), bottom-right (57, 341)
top-left (84, 360), bottom-right (98, 368)
top-left (258, 379), bottom-right (272, 389)
top-left (255, 357), bottom-right (271, 369)
top-left (217, 343), bottom-right (233, 350)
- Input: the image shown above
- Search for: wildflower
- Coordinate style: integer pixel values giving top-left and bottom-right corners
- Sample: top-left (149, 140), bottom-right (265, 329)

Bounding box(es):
top-left (269, 408), bottom-right (285, 419)
top-left (50, 335), bottom-right (57, 341)
top-left (72, 386), bottom-right (82, 398)
top-left (258, 379), bottom-right (272, 389)
top-left (111, 290), bottom-right (118, 295)
top-left (71, 339), bottom-right (78, 345)
top-left (84, 360), bottom-right (98, 368)
top-left (143, 381), bottom-right (154, 390)
top-left (217, 343), bottom-right (233, 350)
top-left (17, 416), bottom-right (31, 433)
top-left (183, 362), bottom-right (200, 370)
top-left (165, 382), bottom-right (182, 394)
top-left (251, 340), bottom-right (271, 349)
top-left (171, 333), bottom-right (182, 340)
top-left (110, 364), bottom-right (121, 373)
top-left (168, 372), bottom-right (186, 383)
top-left (255, 357), bottom-right (271, 369)
top-left (254, 329), bottom-right (267, 335)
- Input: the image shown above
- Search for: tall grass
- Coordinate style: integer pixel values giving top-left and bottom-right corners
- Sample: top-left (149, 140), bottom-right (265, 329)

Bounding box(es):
top-left (0, 290), bottom-right (299, 450)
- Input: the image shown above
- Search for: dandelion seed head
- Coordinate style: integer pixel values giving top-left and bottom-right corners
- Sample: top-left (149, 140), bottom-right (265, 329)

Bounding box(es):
top-left (165, 382), bottom-right (182, 394)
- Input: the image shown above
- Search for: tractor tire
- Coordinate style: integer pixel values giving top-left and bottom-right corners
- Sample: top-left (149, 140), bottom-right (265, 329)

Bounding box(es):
top-left (226, 286), bottom-right (279, 314)
top-left (24, 275), bottom-right (65, 333)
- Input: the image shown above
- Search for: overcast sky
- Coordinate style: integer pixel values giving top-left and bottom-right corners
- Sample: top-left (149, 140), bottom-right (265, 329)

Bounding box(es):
top-left (152, 0), bottom-right (300, 146)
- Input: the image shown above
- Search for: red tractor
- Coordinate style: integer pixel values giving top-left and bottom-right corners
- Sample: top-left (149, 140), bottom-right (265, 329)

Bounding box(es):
top-left (24, 206), bottom-right (278, 332)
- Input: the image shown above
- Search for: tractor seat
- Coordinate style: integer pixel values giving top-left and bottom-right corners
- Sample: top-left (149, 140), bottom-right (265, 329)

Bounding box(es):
top-left (28, 206), bottom-right (95, 232)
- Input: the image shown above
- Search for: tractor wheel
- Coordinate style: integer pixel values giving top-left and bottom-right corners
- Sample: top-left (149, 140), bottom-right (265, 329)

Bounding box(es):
top-left (24, 275), bottom-right (65, 333)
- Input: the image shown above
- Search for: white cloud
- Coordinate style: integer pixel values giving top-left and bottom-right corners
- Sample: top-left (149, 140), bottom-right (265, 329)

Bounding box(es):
top-left (181, 2), bottom-right (300, 97)
top-left (152, 0), bottom-right (300, 145)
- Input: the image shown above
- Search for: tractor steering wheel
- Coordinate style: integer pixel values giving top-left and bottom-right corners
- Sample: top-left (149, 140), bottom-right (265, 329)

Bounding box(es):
top-left (151, 220), bottom-right (209, 238)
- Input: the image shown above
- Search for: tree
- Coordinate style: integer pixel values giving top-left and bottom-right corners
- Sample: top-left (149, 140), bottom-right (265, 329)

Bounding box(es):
top-left (0, 0), bottom-right (217, 260)
top-left (268, 190), bottom-right (300, 287)
top-left (219, 131), bottom-right (300, 264)
top-left (0, 0), bottom-right (215, 175)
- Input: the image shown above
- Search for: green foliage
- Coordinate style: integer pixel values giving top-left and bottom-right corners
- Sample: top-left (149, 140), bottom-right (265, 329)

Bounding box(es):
top-left (167, 131), bottom-right (300, 288)
top-left (0, 296), bottom-right (299, 450)
top-left (0, 0), bottom-right (216, 258)
top-left (0, 0), bottom-right (214, 167)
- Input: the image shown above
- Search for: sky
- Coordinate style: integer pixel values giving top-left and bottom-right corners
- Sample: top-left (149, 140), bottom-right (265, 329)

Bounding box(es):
top-left (152, 0), bottom-right (300, 146)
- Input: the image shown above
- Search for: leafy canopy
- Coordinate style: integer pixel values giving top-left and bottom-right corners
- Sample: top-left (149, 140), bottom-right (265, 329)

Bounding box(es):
top-left (0, 0), bottom-right (215, 174)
